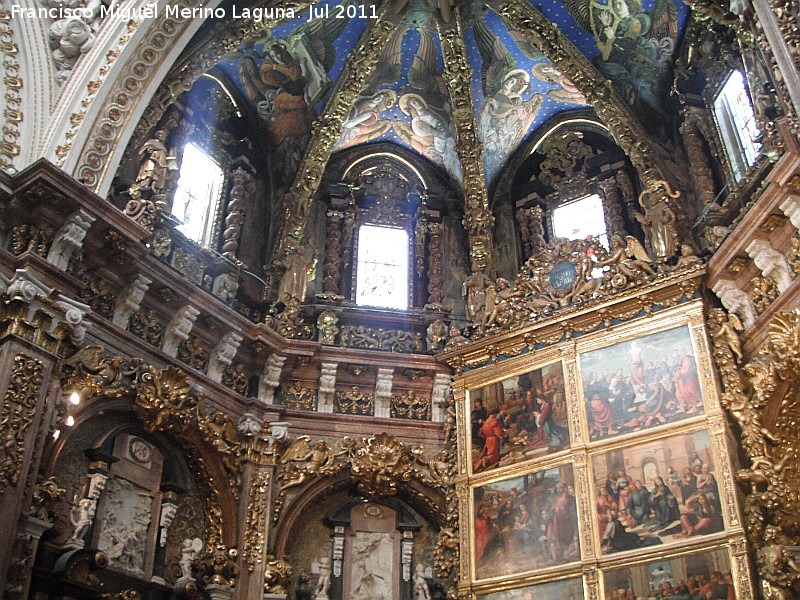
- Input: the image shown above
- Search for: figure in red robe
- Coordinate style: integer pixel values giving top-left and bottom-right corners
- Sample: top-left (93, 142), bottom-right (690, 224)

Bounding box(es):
top-left (473, 409), bottom-right (505, 472)
top-left (674, 354), bottom-right (701, 413)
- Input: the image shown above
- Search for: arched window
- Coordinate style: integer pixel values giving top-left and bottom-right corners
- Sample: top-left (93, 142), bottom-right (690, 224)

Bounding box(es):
top-left (551, 193), bottom-right (609, 248)
top-left (355, 224), bottom-right (410, 309)
top-left (713, 70), bottom-right (761, 182)
top-left (171, 143), bottom-right (224, 244)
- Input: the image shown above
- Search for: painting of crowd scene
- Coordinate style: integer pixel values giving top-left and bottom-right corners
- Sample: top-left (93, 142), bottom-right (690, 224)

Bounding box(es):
top-left (603, 549), bottom-right (735, 600)
top-left (579, 326), bottom-right (703, 443)
top-left (592, 430), bottom-right (724, 556)
top-left (473, 464), bottom-right (580, 580)
top-left (471, 362), bottom-right (569, 474)
top-left (477, 577), bottom-right (585, 600)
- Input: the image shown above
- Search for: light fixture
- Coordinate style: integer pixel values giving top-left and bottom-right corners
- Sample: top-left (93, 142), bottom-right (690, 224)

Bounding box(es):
top-left (69, 392), bottom-right (81, 405)
top-left (65, 415), bottom-right (75, 427)
top-left (52, 429), bottom-right (61, 441)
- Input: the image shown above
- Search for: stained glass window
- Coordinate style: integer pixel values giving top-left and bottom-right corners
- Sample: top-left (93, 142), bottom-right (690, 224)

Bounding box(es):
top-left (714, 70), bottom-right (761, 181)
top-left (172, 143), bottom-right (224, 244)
top-left (355, 225), bottom-right (409, 309)
top-left (552, 193), bottom-right (608, 248)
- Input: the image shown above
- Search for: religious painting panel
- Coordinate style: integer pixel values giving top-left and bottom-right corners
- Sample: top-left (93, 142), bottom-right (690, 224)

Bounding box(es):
top-left (473, 463), bottom-right (581, 581)
top-left (579, 325), bottom-right (705, 443)
top-left (590, 430), bottom-right (726, 556)
top-left (602, 548), bottom-right (736, 600)
top-left (476, 576), bottom-right (585, 600)
top-left (470, 361), bottom-right (570, 475)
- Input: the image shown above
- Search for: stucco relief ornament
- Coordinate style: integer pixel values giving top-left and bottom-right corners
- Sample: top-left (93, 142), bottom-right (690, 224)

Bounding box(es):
top-left (194, 545), bottom-right (239, 588)
top-left (348, 432), bottom-right (421, 496)
top-left (264, 555), bottom-right (292, 594)
top-left (466, 235), bottom-right (661, 333)
top-left (708, 308), bottom-right (800, 598)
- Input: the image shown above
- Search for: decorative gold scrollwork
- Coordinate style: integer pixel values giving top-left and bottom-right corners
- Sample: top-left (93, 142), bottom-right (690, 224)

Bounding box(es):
top-left (708, 307), bottom-right (800, 598)
top-left (0, 355), bottom-right (44, 494)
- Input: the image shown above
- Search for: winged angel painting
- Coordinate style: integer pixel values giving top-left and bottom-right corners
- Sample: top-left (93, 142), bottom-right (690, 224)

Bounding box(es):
top-left (562, 0), bottom-right (678, 123)
top-left (336, 3), bottom-right (462, 184)
top-left (473, 17), bottom-right (544, 183)
top-left (237, 13), bottom-right (350, 181)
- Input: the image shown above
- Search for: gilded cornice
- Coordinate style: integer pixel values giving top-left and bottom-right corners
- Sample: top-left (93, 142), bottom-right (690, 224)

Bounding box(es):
top-left (438, 14), bottom-right (495, 275)
top-left (440, 263), bottom-right (705, 371)
top-left (489, 0), bottom-right (677, 192)
top-left (271, 4), bottom-right (400, 266)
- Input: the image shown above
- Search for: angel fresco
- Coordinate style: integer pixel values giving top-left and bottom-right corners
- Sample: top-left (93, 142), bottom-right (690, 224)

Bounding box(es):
top-left (392, 28), bottom-right (461, 182)
top-left (395, 94), bottom-right (459, 179)
top-left (473, 18), bottom-right (543, 182)
top-left (561, 0), bottom-right (678, 123)
top-left (237, 15), bottom-right (349, 181)
top-left (334, 90), bottom-right (397, 151)
top-left (531, 62), bottom-right (588, 105)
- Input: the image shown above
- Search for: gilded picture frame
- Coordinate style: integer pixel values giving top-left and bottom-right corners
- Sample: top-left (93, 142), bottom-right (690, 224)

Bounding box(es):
top-left (589, 427), bottom-right (737, 558)
top-left (454, 302), bottom-right (748, 597)
top-left (600, 543), bottom-right (754, 600)
top-left (578, 323), bottom-right (709, 444)
top-left (469, 359), bottom-right (571, 475)
top-left (471, 461), bottom-right (582, 582)
top-left (475, 575), bottom-right (586, 600)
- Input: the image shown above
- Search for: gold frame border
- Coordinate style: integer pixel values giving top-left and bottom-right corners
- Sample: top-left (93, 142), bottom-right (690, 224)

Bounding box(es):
top-left (452, 301), bottom-right (753, 597)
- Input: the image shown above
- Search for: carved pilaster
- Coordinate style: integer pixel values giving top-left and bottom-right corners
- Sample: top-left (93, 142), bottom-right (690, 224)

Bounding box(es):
top-left (598, 177), bottom-right (627, 238)
top-left (426, 222), bottom-right (444, 308)
top-left (238, 467), bottom-right (273, 597)
top-left (0, 352), bottom-right (48, 583)
top-left (0, 270), bottom-right (89, 590)
top-left (438, 17), bottom-right (495, 275)
top-left (320, 210), bottom-right (344, 298)
top-left (222, 168), bottom-right (253, 260)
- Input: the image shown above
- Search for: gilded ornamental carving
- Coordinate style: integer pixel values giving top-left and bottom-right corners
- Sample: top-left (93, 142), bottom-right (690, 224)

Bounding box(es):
top-left (708, 308), bottom-right (800, 599)
top-left (0, 355), bottom-right (44, 494)
top-left (460, 234), bottom-right (698, 337)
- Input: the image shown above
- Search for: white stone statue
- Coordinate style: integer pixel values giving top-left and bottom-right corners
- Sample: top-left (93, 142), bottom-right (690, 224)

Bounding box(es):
top-left (313, 556), bottom-right (331, 600)
top-left (413, 564), bottom-right (430, 600)
top-left (179, 537), bottom-right (204, 580)
top-left (68, 497), bottom-right (96, 545)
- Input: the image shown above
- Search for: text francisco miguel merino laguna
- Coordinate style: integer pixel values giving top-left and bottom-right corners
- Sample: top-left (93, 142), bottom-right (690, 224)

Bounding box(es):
top-left (11, 3), bottom-right (379, 21)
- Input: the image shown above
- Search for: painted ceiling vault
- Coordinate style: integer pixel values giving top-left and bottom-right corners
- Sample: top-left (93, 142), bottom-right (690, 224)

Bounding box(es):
top-left (170, 0), bottom-right (691, 190)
